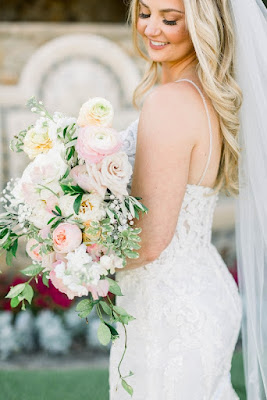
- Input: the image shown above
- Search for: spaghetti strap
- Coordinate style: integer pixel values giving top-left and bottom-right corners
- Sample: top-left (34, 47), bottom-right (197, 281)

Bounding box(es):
top-left (174, 78), bottom-right (213, 186)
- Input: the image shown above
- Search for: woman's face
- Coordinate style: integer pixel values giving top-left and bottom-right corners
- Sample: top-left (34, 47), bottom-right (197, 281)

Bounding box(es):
top-left (136, 0), bottom-right (195, 65)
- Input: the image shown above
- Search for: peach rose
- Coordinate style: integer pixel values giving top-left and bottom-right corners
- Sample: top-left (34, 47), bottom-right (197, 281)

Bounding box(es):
top-left (76, 125), bottom-right (122, 164)
top-left (52, 223), bottom-right (82, 254)
top-left (77, 97), bottom-right (114, 128)
top-left (26, 238), bottom-right (42, 262)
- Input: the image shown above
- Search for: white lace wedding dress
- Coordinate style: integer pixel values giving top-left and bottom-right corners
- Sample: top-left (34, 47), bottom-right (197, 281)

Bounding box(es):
top-left (109, 79), bottom-right (243, 400)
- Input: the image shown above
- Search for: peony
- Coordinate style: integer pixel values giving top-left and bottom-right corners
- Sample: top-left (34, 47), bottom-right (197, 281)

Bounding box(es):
top-left (28, 200), bottom-right (55, 229)
top-left (76, 125), bottom-right (122, 164)
top-left (26, 238), bottom-right (42, 261)
top-left (70, 164), bottom-right (94, 192)
top-left (99, 152), bottom-right (132, 199)
top-left (59, 193), bottom-right (106, 223)
top-left (52, 223), bottom-right (82, 254)
top-left (77, 97), bottom-right (114, 128)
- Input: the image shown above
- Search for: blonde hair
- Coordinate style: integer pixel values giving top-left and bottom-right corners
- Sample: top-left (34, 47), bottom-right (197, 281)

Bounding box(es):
top-left (127, 0), bottom-right (243, 197)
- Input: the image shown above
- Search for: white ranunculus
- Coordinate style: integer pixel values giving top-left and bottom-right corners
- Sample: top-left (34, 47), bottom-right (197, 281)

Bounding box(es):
top-left (59, 192), bottom-right (106, 222)
top-left (77, 97), bottom-right (114, 127)
top-left (100, 151), bottom-right (133, 199)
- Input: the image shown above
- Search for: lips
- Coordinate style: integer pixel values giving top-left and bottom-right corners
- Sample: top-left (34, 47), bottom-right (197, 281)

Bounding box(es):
top-left (149, 39), bottom-right (170, 50)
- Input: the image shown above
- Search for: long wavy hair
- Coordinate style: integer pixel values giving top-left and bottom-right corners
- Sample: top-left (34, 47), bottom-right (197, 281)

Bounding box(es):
top-left (127, 0), bottom-right (243, 197)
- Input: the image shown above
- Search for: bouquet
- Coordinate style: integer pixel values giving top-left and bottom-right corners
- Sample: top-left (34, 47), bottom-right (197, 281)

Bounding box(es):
top-left (0, 96), bottom-right (148, 396)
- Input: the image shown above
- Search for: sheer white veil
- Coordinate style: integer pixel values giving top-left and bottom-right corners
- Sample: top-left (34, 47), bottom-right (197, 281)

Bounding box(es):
top-left (231, 0), bottom-right (267, 398)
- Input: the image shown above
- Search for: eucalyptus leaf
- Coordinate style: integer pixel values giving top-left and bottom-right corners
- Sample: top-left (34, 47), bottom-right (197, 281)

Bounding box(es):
top-left (22, 284), bottom-right (34, 304)
top-left (10, 296), bottom-right (20, 308)
top-left (100, 300), bottom-right (112, 315)
top-left (121, 379), bottom-right (133, 396)
top-left (21, 264), bottom-right (43, 276)
top-left (97, 322), bottom-right (111, 346)
top-left (5, 283), bottom-right (26, 299)
top-left (105, 277), bottom-right (123, 296)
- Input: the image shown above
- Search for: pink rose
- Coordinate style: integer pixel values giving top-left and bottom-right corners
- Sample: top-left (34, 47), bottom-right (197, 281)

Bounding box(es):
top-left (76, 125), bottom-right (122, 164)
top-left (52, 223), bottom-right (82, 253)
top-left (26, 238), bottom-right (42, 261)
top-left (86, 279), bottom-right (109, 300)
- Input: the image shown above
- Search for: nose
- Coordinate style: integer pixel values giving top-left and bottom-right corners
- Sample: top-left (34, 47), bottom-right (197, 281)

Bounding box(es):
top-left (144, 18), bottom-right (161, 37)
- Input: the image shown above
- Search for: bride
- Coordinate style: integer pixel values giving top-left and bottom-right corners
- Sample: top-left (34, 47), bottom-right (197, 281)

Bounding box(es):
top-left (109, 0), bottom-right (267, 399)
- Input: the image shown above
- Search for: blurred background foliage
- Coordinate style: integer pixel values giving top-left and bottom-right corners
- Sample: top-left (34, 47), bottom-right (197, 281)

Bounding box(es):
top-left (1, 0), bottom-right (265, 23)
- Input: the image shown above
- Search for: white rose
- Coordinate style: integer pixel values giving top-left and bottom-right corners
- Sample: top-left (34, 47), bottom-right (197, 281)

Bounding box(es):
top-left (100, 152), bottom-right (133, 199)
top-left (77, 97), bottom-right (114, 127)
top-left (59, 192), bottom-right (106, 222)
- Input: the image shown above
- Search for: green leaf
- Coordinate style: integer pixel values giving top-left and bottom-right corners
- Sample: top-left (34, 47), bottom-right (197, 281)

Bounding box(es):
top-left (97, 322), bottom-right (111, 346)
top-left (0, 230), bottom-right (10, 245)
top-left (42, 272), bottom-right (49, 287)
top-left (11, 238), bottom-right (18, 257)
top-left (6, 250), bottom-right (13, 266)
top-left (121, 379), bottom-right (133, 396)
top-left (21, 264), bottom-right (43, 276)
top-left (105, 277), bottom-right (123, 296)
top-left (21, 300), bottom-right (26, 311)
top-left (124, 249), bottom-right (139, 259)
top-left (47, 216), bottom-right (56, 225)
top-left (21, 284), bottom-right (34, 304)
top-left (128, 241), bottom-right (141, 250)
top-left (61, 167), bottom-right (70, 180)
top-left (55, 205), bottom-right (62, 215)
top-left (104, 321), bottom-right (119, 337)
top-left (5, 283), bottom-right (26, 299)
top-left (73, 194), bottom-right (83, 215)
top-left (113, 305), bottom-right (129, 316)
top-left (76, 299), bottom-right (94, 318)
top-left (10, 296), bottom-right (20, 308)
top-left (119, 314), bottom-right (136, 325)
top-left (100, 300), bottom-right (112, 315)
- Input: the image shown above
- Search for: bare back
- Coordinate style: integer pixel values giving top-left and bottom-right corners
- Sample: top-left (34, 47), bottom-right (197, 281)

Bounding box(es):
top-left (174, 79), bottom-right (222, 189)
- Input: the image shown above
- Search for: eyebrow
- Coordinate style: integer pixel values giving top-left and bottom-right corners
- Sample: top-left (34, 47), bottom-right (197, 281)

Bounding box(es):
top-left (139, 0), bottom-right (185, 14)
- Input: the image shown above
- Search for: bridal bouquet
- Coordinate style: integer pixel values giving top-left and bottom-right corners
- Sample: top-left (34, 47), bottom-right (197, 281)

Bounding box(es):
top-left (0, 96), bottom-right (147, 396)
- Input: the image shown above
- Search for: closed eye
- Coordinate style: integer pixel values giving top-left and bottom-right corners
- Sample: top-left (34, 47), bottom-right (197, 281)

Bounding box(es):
top-left (139, 12), bottom-right (150, 19)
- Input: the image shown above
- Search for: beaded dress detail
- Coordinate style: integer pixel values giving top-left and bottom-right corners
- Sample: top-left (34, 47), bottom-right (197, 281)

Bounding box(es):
top-left (109, 80), bottom-right (242, 400)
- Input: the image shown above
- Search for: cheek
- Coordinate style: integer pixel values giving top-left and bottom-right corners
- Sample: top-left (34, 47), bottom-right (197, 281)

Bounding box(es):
top-left (137, 19), bottom-right (146, 36)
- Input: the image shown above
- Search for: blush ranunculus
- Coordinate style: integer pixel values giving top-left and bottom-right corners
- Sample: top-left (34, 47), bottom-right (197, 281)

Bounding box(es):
top-left (26, 238), bottom-right (42, 261)
top-left (52, 223), bottom-right (82, 254)
top-left (76, 125), bottom-right (122, 164)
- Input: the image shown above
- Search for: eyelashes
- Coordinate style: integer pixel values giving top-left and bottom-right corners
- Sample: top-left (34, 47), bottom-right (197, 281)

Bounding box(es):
top-left (138, 12), bottom-right (177, 26)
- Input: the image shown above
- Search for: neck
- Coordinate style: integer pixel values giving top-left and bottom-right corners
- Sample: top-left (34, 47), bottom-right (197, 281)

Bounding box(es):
top-left (160, 53), bottom-right (198, 84)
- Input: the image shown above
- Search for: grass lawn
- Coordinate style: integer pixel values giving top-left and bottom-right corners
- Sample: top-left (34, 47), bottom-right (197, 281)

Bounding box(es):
top-left (0, 351), bottom-right (246, 400)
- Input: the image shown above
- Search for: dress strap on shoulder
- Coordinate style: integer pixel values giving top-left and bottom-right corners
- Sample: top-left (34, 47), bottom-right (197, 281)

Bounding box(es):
top-left (174, 78), bottom-right (213, 186)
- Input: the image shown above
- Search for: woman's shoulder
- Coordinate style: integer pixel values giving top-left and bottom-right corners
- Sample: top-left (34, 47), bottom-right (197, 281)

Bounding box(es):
top-left (140, 80), bottom-right (207, 140)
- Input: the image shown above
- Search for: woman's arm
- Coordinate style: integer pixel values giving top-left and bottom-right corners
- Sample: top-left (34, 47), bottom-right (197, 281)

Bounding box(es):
top-left (117, 82), bottom-right (202, 271)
